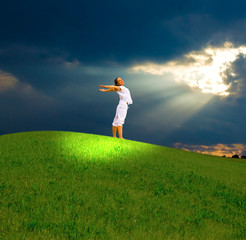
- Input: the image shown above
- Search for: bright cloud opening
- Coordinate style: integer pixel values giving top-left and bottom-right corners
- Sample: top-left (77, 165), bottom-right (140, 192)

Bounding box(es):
top-left (131, 41), bottom-right (246, 96)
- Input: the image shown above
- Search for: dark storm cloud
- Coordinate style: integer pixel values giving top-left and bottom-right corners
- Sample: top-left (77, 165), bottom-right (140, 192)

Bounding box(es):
top-left (0, 67), bottom-right (111, 136)
top-left (1, 0), bottom-right (246, 64)
top-left (227, 55), bottom-right (246, 97)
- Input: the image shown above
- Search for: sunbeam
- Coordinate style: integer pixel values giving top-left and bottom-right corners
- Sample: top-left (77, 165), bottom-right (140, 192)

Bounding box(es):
top-left (131, 41), bottom-right (246, 97)
top-left (130, 81), bottom-right (213, 135)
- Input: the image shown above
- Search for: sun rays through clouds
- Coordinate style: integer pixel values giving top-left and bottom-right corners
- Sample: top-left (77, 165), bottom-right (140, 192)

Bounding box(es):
top-left (131, 41), bottom-right (246, 97)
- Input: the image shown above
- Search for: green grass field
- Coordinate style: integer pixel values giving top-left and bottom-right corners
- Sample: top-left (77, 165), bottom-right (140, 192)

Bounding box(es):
top-left (0, 131), bottom-right (246, 239)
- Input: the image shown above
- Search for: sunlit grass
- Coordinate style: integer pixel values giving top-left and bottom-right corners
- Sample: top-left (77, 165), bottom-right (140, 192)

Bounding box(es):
top-left (0, 131), bottom-right (246, 239)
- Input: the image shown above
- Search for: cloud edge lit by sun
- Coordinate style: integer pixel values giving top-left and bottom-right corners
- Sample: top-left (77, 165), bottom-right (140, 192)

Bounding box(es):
top-left (130, 41), bottom-right (246, 97)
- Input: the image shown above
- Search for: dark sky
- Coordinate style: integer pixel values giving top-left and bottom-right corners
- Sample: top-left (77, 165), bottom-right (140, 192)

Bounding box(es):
top-left (1, 0), bottom-right (246, 156)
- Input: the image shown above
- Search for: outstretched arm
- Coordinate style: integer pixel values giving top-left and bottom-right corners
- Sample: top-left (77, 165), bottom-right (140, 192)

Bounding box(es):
top-left (99, 88), bottom-right (115, 92)
top-left (99, 85), bottom-right (121, 92)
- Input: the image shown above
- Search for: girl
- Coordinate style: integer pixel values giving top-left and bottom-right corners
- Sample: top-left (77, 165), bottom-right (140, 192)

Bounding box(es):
top-left (99, 77), bottom-right (133, 139)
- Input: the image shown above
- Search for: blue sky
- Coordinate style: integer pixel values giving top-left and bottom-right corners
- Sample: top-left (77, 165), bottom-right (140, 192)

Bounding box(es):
top-left (1, 0), bottom-right (246, 156)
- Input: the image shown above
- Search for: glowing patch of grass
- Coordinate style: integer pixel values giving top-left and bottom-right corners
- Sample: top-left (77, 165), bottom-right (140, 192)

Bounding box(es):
top-left (0, 131), bottom-right (246, 239)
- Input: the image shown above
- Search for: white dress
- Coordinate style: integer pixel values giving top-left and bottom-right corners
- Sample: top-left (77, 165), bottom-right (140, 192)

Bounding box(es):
top-left (112, 86), bottom-right (133, 127)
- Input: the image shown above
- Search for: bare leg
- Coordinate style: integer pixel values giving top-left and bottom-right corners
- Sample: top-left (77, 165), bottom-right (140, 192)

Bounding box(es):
top-left (117, 126), bottom-right (124, 139)
top-left (112, 126), bottom-right (117, 138)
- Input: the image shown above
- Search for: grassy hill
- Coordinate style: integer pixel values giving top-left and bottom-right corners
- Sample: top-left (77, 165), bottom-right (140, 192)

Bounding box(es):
top-left (0, 131), bottom-right (245, 239)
